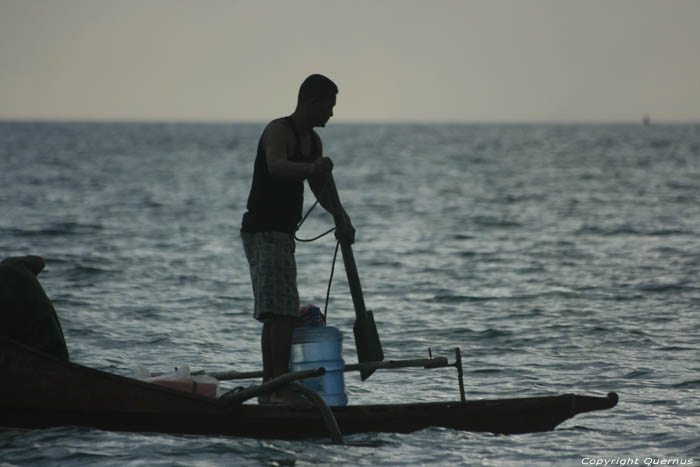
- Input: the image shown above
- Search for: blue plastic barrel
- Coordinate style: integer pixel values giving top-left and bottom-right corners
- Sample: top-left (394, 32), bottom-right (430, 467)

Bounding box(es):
top-left (290, 326), bottom-right (348, 406)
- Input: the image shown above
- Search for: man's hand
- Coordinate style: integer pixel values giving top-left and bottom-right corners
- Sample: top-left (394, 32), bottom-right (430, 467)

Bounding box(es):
top-left (336, 213), bottom-right (356, 245)
top-left (310, 157), bottom-right (334, 178)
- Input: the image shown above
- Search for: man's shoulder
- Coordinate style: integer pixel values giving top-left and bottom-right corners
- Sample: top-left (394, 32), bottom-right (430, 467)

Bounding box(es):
top-left (265, 117), bottom-right (292, 131)
top-left (262, 118), bottom-right (294, 143)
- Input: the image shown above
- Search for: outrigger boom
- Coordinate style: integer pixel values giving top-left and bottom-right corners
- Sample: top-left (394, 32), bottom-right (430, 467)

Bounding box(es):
top-left (204, 348), bottom-right (467, 402)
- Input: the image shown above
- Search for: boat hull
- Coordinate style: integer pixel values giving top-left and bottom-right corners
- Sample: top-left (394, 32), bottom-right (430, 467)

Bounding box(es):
top-left (0, 339), bottom-right (618, 438)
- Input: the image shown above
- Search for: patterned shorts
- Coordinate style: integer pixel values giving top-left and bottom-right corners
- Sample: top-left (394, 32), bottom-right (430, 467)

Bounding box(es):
top-left (241, 231), bottom-right (300, 323)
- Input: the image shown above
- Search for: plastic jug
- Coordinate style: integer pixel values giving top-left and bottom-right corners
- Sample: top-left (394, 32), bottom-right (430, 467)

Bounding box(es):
top-left (290, 326), bottom-right (348, 406)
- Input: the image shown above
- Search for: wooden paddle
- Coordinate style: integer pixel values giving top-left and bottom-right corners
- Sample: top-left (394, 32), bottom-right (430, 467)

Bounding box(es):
top-left (326, 175), bottom-right (384, 381)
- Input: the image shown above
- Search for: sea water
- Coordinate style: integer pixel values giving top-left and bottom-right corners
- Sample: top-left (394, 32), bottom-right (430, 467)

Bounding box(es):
top-left (1, 121), bottom-right (699, 466)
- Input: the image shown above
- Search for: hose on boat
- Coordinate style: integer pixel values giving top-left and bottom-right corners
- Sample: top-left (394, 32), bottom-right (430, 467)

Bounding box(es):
top-left (221, 368), bottom-right (324, 402)
top-left (288, 382), bottom-right (344, 445)
top-left (219, 368), bottom-right (345, 445)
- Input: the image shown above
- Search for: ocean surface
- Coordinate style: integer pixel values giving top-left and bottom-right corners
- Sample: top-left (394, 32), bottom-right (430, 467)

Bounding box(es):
top-left (1, 121), bottom-right (699, 466)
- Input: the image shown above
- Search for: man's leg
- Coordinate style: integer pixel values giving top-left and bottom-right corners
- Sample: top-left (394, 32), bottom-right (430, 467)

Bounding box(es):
top-left (267, 315), bottom-right (310, 406)
top-left (262, 316), bottom-right (298, 382)
top-left (258, 322), bottom-right (275, 405)
top-left (261, 322), bottom-right (272, 383)
top-left (269, 316), bottom-right (297, 378)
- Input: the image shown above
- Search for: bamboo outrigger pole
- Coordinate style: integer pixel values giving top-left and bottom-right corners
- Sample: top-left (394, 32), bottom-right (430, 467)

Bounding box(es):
top-left (206, 349), bottom-right (467, 402)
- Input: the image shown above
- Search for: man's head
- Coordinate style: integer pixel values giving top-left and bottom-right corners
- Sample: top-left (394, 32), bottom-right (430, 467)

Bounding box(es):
top-left (296, 74), bottom-right (338, 128)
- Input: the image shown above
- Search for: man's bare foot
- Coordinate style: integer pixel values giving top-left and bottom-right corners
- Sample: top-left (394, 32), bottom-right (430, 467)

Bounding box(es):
top-left (257, 393), bottom-right (274, 405)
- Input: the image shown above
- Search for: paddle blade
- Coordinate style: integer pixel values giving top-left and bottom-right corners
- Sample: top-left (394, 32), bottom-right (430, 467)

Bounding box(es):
top-left (353, 310), bottom-right (384, 381)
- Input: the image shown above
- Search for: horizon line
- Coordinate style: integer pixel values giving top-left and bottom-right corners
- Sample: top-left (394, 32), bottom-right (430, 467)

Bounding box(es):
top-left (2, 116), bottom-right (698, 126)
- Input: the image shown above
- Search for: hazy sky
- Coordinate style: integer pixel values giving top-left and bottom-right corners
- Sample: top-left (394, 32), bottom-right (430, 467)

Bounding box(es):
top-left (1, 0), bottom-right (699, 123)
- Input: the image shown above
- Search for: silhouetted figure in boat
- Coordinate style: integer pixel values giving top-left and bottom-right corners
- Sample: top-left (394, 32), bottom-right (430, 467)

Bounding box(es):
top-left (241, 74), bottom-right (355, 405)
top-left (0, 255), bottom-right (69, 361)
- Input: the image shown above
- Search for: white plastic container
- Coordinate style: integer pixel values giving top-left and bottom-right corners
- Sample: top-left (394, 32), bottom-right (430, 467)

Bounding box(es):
top-left (290, 326), bottom-right (348, 406)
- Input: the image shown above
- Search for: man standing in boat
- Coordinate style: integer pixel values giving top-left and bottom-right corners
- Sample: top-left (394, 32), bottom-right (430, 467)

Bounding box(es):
top-left (241, 74), bottom-right (355, 405)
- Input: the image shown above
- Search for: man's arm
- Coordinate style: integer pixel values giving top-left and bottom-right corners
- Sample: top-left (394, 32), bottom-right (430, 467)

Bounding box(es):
top-left (264, 121), bottom-right (332, 180)
top-left (307, 134), bottom-right (356, 244)
top-left (309, 176), bottom-right (355, 244)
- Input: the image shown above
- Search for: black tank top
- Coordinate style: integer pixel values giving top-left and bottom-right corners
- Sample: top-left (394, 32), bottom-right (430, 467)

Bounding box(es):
top-left (241, 117), bottom-right (320, 234)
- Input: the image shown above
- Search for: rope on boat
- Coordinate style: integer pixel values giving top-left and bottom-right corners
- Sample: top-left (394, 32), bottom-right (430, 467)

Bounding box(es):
top-left (294, 199), bottom-right (341, 319)
top-left (295, 200), bottom-right (335, 243)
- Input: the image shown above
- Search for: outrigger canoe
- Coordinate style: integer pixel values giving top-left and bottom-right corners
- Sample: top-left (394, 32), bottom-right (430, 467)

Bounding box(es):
top-left (0, 339), bottom-right (618, 440)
